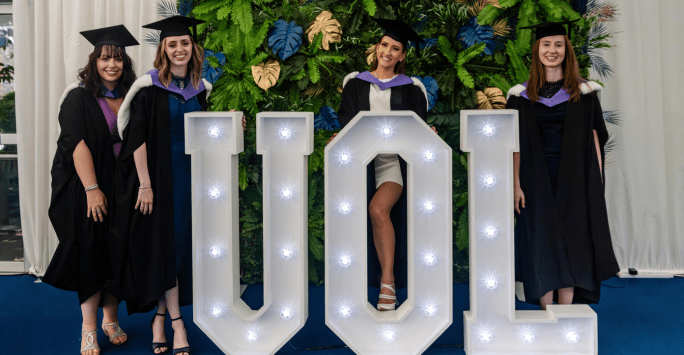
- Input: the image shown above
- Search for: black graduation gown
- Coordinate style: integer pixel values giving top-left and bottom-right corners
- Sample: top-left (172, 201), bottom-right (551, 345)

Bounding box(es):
top-left (507, 91), bottom-right (620, 304)
top-left (109, 85), bottom-right (208, 315)
top-left (42, 87), bottom-right (116, 304)
top-left (337, 77), bottom-right (428, 289)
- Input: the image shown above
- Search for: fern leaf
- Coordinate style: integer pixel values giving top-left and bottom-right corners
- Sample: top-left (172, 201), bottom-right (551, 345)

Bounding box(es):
top-left (456, 42), bottom-right (486, 67)
top-left (506, 40), bottom-right (529, 84)
top-left (290, 68), bottom-right (307, 81)
top-left (457, 66), bottom-right (475, 88)
top-left (156, 0), bottom-right (178, 18)
top-left (193, 0), bottom-right (225, 15)
top-left (515, 29), bottom-right (532, 54)
top-left (309, 234), bottom-right (325, 261)
top-left (499, 0), bottom-right (522, 8)
top-left (477, 4), bottom-right (502, 26)
top-left (308, 57), bottom-right (320, 83)
top-left (437, 36), bottom-right (457, 63)
top-left (363, 0), bottom-right (377, 16)
top-left (455, 208), bottom-right (469, 251)
top-left (232, 0), bottom-right (254, 33)
top-left (538, 0), bottom-right (563, 20)
top-left (488, 74), bottom-right (512, 94)
top-left (216, 6), bottom-right (231, 20)
top-left (315, 54), bottom-right (346, 63)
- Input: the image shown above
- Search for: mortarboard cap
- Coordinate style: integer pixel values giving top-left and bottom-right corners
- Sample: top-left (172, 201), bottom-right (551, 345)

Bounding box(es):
top-left (80, 24), bottom-right (139, 49)
top-left (142, 15), bottom-right (206, 43)
top-left (372, 18), bottom-right (424, 55)
top-left (519, 19), bottom-right (580, 41)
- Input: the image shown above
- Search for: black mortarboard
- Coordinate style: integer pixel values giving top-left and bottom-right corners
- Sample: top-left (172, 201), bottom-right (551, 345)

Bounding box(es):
top-left (142, 15), bottom-right (206, 43)
top-left (80, 24), bottom-right (139, 49)
top-left (372, 18), bottom-right (425, 55)
top-left (519, 19), bottom-right (580, 41)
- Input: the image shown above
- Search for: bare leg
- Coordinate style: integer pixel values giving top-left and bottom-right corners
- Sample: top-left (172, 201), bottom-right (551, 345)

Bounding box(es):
top-left (558, 287), bottom-right (574, 305)
top-left (165, 280), bottom-right (189, 355)
top-left (80, 291), bottom-right (102, 355)
top-left (101, 293), bottom-right (127, 345)
top-left (539, 290), bottom-right (553, 310)
top-left (152, 297), bottom-right (168, 354)
top-left (369, 182), bottom-right (403, 308)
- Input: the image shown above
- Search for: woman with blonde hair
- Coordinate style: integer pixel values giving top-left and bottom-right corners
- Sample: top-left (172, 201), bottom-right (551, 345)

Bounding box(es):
top-left (109, 16), bottom-right (209, 355)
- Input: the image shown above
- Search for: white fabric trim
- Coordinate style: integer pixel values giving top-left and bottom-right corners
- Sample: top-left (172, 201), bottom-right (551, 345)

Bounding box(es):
top-left (58, 82), bottom-right (81, 109)
top-left (580, 81), bottom-right (602, 94)
top-left (342, 71), bottom-right (360, 88)
top-left (507, 84), bottom-right (526, 99)
top-left (117, 74), bottom-right (153, 139)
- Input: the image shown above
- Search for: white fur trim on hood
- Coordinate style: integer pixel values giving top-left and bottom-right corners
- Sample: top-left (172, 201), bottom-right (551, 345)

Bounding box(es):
top-left (507, 81), bottom-right (603, 99)
top-left (507, 84), bottom-right (526, 99)
top-left (117, 76), bottom-right (213, 139)
top-left (342, 71), bottom-right (360, 88)
top-left (58, 82), bottom-right (82, 109)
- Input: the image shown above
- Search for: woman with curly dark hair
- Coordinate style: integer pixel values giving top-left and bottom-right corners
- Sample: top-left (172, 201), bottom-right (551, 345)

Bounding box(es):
top-left (42, 24), bottom-right (138, 355)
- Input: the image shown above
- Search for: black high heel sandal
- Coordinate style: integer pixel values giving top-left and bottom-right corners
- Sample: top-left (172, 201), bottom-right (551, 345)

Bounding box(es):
top-left (171, 316), bottom-right (190, 355)
top-left (151, 312), bottom-right (169, 354)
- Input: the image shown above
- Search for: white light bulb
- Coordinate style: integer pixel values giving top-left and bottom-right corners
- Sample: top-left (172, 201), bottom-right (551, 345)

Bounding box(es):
top-left (210, 305), bottom-right (224, 318)
top-left (380, 125), bottom-right (392, 137)
top-left (423, 201), bottom-right (436, 213)
top-left (338, 202), bottom-right (351, 214)
top-left (207, 125), bottom-right (221, 138)
top-left (485, 276), bottom-right (498, 290)
top-left (483, 175), bottom-right (496, 187)
top-left (484, 226), bottom-right (497, 238)
top-left (423, 150), bottom-right (435, 162)
top-left (208, 187), bottom-right (222, 200)
top-left (424, 304), bottom-right (437, 316)
top-left (566, 331), bottom-right (579, 343)
top-left (280, 247), bottom-right (293, 259)
top-left (280, 187), bottom-right (293, 200)
top-left (246, 330), bottom-right (258, 342)
top-left (209, 245), bottom-right (223, 258)
top-left (522, 331), bottom-right (535, 343)
top-left (280, 307), bottom-right (293, 319)
top-left (339, 255), bottom-right (352, 267)
top-left (424, 253), bottom-right (436, 266)
top-left (479, 330), bottom-right (493, 343)
top-left (339, 306), bottom-right (351, 318)
top-left (483, 124), bottom-right (495, 136)
top-left (339, 152), bottom-right (351, 163)
top-left (279, 127), bottom-right (292, 139)
top-left (382, 330), bottom-right (396, 342)
top-left (0, 144), bottom-right (4, 151)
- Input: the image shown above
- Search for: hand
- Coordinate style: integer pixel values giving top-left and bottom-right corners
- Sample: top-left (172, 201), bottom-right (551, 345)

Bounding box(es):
top-left (135, 187), bottom-right (154, 215)
top-left (431, 126), bottom-right (438, 134)
top-left (230, 109), bottom-right (247, 130)
top-left (86, 188), bottom-right (108, 222)
top-left (326, 133), bottom-right (337, 145)
top-left (514, 185), bottom-right (525, 214)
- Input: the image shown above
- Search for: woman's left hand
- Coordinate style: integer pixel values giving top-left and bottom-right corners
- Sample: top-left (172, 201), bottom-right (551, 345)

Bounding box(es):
top-left (431, 126), bottom-right (438, 134)
top-left (230, 109), bottom-right (247, 130)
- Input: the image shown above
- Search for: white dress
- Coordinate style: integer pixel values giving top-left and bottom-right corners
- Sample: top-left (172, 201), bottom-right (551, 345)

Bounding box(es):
top-left (370, 76), bottom-right (403, 189)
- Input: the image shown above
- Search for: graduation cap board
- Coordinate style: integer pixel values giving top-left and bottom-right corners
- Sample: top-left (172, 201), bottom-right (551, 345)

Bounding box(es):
top-left (143, 15), bottom-right (206, 43)
top-left (80, 24), bottom-right (139, 49)
top-left (519, 19), bottom-right (580, 41)
top-left (372, 18), bottom-right (425, 54)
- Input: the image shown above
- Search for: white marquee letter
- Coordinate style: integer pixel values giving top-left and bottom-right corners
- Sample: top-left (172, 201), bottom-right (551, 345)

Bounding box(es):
top-left (324, 111), bottom-right (452, 354)
top-left (461, 109), bottom-right (598, 355)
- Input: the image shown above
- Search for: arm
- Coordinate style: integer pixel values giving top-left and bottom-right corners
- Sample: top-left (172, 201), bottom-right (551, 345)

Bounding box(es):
top-left (133, 143), bottom-right (154, 215)
top-left (73, 140), bottom-right (108, 222)
top-left (513, 152), bottom-right (525, 213)
top-left (593, 129), bottom-right (603, 181)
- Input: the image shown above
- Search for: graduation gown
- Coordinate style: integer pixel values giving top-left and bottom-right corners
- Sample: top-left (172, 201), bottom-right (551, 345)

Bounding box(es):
top-left (337, 71), bottom-right (428, 288)
top-left (109, 71), bottom-right (211, 314)
top-left (42, 85), bottom-right (117, 304)
top-left (507, 81), bottom-right (620, 304)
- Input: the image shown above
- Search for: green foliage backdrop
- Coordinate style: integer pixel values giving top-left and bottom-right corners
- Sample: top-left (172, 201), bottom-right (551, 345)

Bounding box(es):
top-left (187, 0), bottom-right (615, 284)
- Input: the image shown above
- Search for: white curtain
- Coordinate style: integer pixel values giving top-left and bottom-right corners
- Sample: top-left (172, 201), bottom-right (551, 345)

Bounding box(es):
top-left (15, 0), bottom-right (161, 276)
top-left (600, 0), bottom-right (684, 274)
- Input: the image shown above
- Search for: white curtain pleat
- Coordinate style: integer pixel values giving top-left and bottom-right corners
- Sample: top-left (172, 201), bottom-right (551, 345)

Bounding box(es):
top-left (15, 0), bottom-right (161, 276)
top-left (600, 0), bottom-right (684, 274)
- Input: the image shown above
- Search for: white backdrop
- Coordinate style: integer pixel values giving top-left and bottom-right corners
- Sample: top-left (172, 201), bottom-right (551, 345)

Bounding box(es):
top-left (600, 0), bottom-right (684, 274)
top-left (14, 0), bottom-right (161, 276)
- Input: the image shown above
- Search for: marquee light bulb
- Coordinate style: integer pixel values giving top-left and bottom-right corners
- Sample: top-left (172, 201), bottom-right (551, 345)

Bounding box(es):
top-left (338, 202), bottom-right (351, 214)
top-left (424, 253), bottom-right (436, 266)
top-left (483, 124), bottom-right (495, 136)
top-left (339, 255), bottom-right (352, 267)
top-left (522, 331), bottom-right (535, 343)
top-left (483, 175), bottom-right (496, 187)
top-left (279, 127), bottom-right (292, 139)
top-left (280, 187), bottom-right (293, 200)
top-left (210, 304), bottom-right (225, 318)
top-left (280, 247), bottom-right (294, 259)
top-left (209, 245), bottom-right (224, 258)
top-left (382, 329), bottom-right (396, 342)
top-left (380, 125), bottom-right (393, 137)
top-left (280, 307), bottom-right (294, 319)
top-left (485, 276), bottom-right (498, 290)
top-left (479, 330), bottom-right (493, 343)
top-left (484, 226), bottom-right (497, 238)
top-left (424, 304), bottom-right (437, 316)
top-left (207, 125), bottom-right (222, 138)
top-left (566, 331), bottom-right (579, 343)
top-left (423, 200), bottom-right (436, 213)
top-left (208, 187), bottom-right (222, 200)
top-left (339, 152), bottom-right (351, 164)
top-left (339, 306), bottom-right (351, 318)
top-left (423, 150), bottom-right (435, 162)
top-left (246, 330), bottom-right (258, 342)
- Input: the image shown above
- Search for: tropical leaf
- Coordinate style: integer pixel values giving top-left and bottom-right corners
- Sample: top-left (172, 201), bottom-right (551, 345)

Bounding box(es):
top-left (603, 110), bottom-right (622, 125)
top-left (178, 0), bottom-right (194, 16)
top-left (202, 49), bottom-right (226, 84)
top-left (268, 19), bottom-right (304, 61)
top-left (307, 57), bottom-right (320, 83)
top-left (143, 30), bottom-right (160, 46)
top-left (193, 0), bottom-right (224, 14)
top-left (506, 40), bottom-right (528, 84)
top-left (457, 66), bottom-right (475, 89)
top-left (457, 42), bottom-right (486, 66)
top-left (251, 59), bottom-right (281, 91)
top-left (476, 87), bottom-right (506, 109)
top-left (477, 4), bottom-right (502, 25)
top-left (458, 17), bottom-right (496, 55)
top-left (499, 0), bottom-right (522, 8)
top-left (363, 0), bottom-right (377, 16)
top-left (455, 208), bottom-right (469, 251)
top-left (306, 10), bottom-right (342, 51)
top-left (437, 36), bottom-right (457, 63)
top-left (156, 0), bottom-right (178, 18)
top-left (313, 106), bottom-right (341, 132)
top-left (411, 76), bottom-right (439, 111)
top-left (232, 0), bottom-right (253, 33)
top-left (488, 73), bottom-right (512, 94)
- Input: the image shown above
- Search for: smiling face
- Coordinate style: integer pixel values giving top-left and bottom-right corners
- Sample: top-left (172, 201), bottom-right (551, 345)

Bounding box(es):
top-left (96, 46), bottom-right (124, 87)
top-left (376, 36), bottom-right (406, 71)
top-left (164, 35), bottom-right (193, 70)
top-left (538, 35), bottom-right (566, 69)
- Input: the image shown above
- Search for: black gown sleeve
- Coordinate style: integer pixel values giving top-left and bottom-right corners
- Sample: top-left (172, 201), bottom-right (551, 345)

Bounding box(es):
top-left (590, 93), bottom-right (608, 146)
top-left (119, 88), bottom-right (152, 160)
top-left (56, 89), bottom-right (89, 160)
top-left (407, 84), bottom-right (428, 122)
top-left (337, 81), bottom-right (358, 129)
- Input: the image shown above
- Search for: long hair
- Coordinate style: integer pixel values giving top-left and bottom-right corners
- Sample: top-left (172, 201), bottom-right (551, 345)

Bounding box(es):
top-left (369, 37), bottom-right (406, 75)
top-left (527, 36), bottom-right (582, 103)
top-left (154, 36), bottom-right (204, 89)
top-left (77, 45), bottom-right (136, 98)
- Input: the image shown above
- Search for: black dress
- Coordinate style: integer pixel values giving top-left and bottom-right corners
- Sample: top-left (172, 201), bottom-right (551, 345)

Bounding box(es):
top-left (508, 81), bottom-right (620, 305)
top-left (42, 87), bottom-right (117, 304)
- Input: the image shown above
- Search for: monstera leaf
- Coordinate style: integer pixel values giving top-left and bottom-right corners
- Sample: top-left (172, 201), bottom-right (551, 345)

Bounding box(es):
top-left (313, 106), bottom-right (340, 132)
top-left (411, 76), bottom-right (439, 112)
top-left (251, 59), bottom-right (281, 91)
top-left (268, 19), bottom-right (303, 61)
top-left (202, 49), bottom-right (226, 84)
top-left (476, 87), bottom-right (506, 109)
top-left (306, 10), bottom-right (342, 50)
top-left (457, 17), bottom-right (497, 55)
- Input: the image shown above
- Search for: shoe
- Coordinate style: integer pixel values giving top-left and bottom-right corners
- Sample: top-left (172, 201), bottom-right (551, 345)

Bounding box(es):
top-left (151, 312), bottom-right (169, 354)
top-left (170, 316), bottom-right (190, 355)
top-left (80, 329), bottom-right (99, 354)
top-left (102, 320), bottom-right (127, 345)
top-left (377, 282), bottom-right (398, 311)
